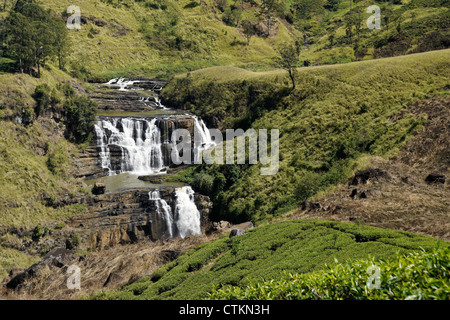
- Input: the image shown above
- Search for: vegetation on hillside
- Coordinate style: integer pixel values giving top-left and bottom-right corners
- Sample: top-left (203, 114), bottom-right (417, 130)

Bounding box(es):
top-left (90, 220), bottom-right (448, 300)
top-left (0, 0), bottom-right (446, 80)
top-left (0, 0), bottom-right (70, 76)
top-left (208, 245), bottom-right (450, 300)
top-left (164, 49), bottom-right (450, 224)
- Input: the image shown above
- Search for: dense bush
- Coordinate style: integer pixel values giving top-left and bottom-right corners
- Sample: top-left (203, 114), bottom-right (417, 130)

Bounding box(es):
top-left (208, 246), bottom-right (450, 300)
top-left (32, 84), bottom-right (59, 118)
top-left (63, 94), bottom-right (97, 144)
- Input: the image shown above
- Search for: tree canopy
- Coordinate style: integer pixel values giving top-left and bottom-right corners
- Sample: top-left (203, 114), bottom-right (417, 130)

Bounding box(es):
top-left (0, 0), bottom-right (70, 76)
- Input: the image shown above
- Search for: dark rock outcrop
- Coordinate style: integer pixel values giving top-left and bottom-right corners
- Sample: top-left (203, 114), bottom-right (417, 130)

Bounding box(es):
top-left (425, 173), bottom-right (446, 185)
top-left (350, 168), bottom-right (387, 185)
top-left (229, 229), bottom-right (247, 238)
top-left (103, 272), bottom-right (124, 288)
top-left (6, 247), bottom-right (75, 290)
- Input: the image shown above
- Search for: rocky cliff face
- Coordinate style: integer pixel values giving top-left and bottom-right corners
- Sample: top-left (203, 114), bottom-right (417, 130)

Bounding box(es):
top-left (66, 187), bottom-right (212, 250)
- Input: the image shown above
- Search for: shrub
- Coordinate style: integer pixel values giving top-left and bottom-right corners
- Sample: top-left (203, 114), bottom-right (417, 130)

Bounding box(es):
top-left (64, 94), bottom-right (97, 143)
top-left (207, 246), bottom-right (450, 300)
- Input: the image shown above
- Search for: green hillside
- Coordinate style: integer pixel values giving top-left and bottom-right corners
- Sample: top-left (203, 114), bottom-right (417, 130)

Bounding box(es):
top-left (91, 219), bottom-right (448, 300)
top-left (163, 49), bottom-right (450, 223)
top-left (208, 245), bottom-right (450, 300)
top-left (2, 0), bottom-right (447, 80)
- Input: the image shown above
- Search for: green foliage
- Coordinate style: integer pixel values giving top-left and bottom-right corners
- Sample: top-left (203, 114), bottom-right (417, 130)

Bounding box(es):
top-left (94, 220), bottom-right (448, 300)
top-left (32, 224), bottom-right (52, 241)
top-left (0, 0), bottom-right (70, 76)
top-left (71, 233), bottom-right (81, 248)
top-left (163, 50), bottom-right (449, 223)
top-left (63, 94), bottom-right (97, 143)
top-left (32, 84), bottom-right (59, 117)
top-left (208, 246), bottom-right (450, 300)
top-left (46, 142), bottom-right (69, 176)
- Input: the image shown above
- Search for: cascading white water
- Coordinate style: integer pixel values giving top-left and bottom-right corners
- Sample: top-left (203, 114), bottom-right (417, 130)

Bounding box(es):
top-left (193, 117), bottom-right (216, 164)
top-left (149, 190), bottom-right (174, 238)
top-left (105, 77), bottom-right (140, 91)
top-left (174, 186), bottom-right (202, 238)
top-left (95, 118), bottom-right (165, 175)
top-left (95, 116), bottom-right (216, 175)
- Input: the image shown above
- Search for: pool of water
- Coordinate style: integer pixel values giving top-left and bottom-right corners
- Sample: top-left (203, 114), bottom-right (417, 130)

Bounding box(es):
top-left (85, 173), bottom-right (185, 193)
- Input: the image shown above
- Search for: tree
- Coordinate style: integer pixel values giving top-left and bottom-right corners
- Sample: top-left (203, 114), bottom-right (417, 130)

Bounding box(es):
top-left (0, 0), bottom-right (70, 76)
top-left (51, 17), bottom-right (70, 70)
top-left (64, 94), bottom-right (98, 143)
top-left (241, 20), bottom-right (257, 45)
top-left (260, 0), bottom-right (280, 37)
top-left (292, 0), bottom-right (326, 20)
top-left (1, 11), bottom-right (35, 73)
top-left (275, 43), bottom-right (300, 91)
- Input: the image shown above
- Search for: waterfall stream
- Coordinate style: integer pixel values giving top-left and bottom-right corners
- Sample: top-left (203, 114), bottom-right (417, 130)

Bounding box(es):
top-left (94, 116), bottom-right (214, 175)
top-left (94, 78), bottom-right (209, 240)
top-left (148, 186), bottom-right (202, 239)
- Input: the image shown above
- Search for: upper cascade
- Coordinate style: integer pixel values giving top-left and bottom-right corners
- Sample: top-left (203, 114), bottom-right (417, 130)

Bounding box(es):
top-left (94, 116), bottom-right (215, 176)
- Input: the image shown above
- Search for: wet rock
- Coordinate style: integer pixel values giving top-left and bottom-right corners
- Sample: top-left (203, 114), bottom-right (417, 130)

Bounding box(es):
top-left (92, 180), bottom-right (106, 195)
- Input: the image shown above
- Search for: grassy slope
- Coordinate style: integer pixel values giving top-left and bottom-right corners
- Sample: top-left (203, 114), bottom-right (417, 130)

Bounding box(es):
top-left (0, 67), bottom-right (91, 279)
top-left (92, 219), bottom-right (448, 300)
top-left (32, 0), bottom-right (449, 80)
top-left (164, 49), bottom-right (450, 223)
top-left (37, 0), bottom-right (298, 80)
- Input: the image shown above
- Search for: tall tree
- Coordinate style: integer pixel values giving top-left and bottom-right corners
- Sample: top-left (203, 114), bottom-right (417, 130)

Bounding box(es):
top-left (241, 20), bottom-right (257, 45)
top-left (275, 43), bottom-right (300, 91)
top-left (1, 12), bottom-right (35, 73)
top-left (51, 17), bottom-right (70, 70)
top-left (260, 0), bottom-right (280, 37)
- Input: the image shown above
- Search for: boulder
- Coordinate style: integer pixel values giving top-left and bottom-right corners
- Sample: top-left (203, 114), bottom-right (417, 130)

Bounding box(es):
top-left (350, 168), bottom-right (387, 185)
top-left (233, 222), bottom-right (254, 230)
top-left (229, 229), bottom-right (247, 238)
top-left (92, 180), bottom-right (106, 195)
top-left (103, 272), bottom-right (124, 288)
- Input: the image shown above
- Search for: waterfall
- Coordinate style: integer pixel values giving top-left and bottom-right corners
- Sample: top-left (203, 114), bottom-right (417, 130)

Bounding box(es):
top-left (94, 116), bottom-right (215, 175)
top-left (174, 186), bottom-right (202, 238)
top-left (149, 190), bottom-right (174, 238)
top-left (148, 187), bottom-right (202, 239)
top-left (94, 118), bottom-right (165, 175)
top-left (193, 117), bottom-right (215, 164)
top-left (105, 77), bottom-right (140, 91)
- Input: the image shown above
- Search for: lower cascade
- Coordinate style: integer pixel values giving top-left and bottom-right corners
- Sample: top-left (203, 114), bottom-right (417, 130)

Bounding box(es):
top-left (174, 186), bottom-right (202, 238)
top-left (149, 186), bottom-right (202, 239)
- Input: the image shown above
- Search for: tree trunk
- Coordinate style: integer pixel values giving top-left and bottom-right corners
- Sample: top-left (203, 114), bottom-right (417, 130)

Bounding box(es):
top-left (289, 69), bottom-right (295, 91)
